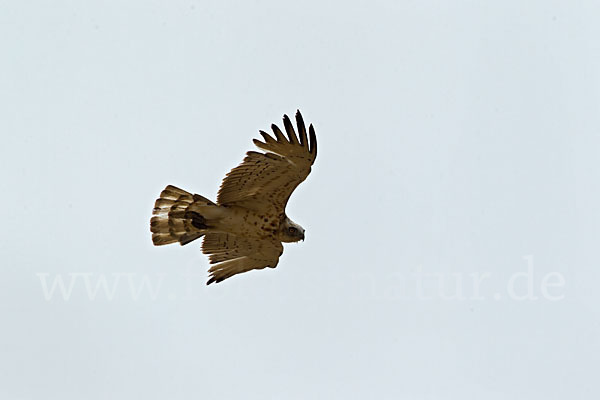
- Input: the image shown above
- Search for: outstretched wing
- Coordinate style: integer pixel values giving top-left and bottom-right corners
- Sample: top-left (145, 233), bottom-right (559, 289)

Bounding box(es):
top-left (202, 233), bottom-right (283, 284)
top-left (217, 110), bottom-right (317, 214)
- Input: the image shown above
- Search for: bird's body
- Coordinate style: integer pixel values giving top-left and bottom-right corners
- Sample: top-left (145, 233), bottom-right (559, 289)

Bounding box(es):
top-left (150, 110), bottom-right (317, 284)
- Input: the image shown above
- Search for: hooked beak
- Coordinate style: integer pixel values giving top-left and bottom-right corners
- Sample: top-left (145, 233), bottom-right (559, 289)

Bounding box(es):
top-left (300, 231), bottom-right (305, 241)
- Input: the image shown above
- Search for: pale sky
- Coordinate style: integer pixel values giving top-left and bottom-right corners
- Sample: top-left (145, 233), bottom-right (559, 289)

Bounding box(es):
top-left (2, 1), bottom-right (599, 399)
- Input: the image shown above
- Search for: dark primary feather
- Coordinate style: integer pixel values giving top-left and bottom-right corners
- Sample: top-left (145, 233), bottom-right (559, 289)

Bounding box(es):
top-left (271, 124), bottom-right (287, 143)
top-left (308, 124), bottom-right (317, 157)
top-left (283, 114), bottom-right (299, 144)
top-left (296, 111), bottom-right (308, 146)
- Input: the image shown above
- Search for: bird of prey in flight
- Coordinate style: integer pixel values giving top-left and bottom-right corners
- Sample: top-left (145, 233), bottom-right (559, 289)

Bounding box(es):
top-left (150, 110), bottom-right (317, 284)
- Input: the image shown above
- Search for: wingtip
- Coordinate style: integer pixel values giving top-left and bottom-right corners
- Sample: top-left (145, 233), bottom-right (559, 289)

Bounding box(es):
top-left (295, 111), bottom-right (307, 146)
top-left (258, 130), bottom-right (276, 145)
top-left (206, 274), bottom-right (226, 285)
top-left (309, 123), bottom-right (317, 157)
top-left (271, 123), bottom-right (288, 143)
top-left (282, 113), bottom-right (299, 144)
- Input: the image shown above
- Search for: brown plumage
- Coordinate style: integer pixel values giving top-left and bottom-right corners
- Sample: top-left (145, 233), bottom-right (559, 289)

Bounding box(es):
top-left (150, 110), bottom-right (317, 284)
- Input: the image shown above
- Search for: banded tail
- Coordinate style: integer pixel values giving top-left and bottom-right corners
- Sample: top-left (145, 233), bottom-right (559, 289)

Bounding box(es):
top-left (150, 185), bottom-right (222, 246)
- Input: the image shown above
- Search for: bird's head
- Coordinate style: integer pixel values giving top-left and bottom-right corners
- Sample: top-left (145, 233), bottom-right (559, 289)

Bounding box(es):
top-left (279, 216), bottom-right (305, 243)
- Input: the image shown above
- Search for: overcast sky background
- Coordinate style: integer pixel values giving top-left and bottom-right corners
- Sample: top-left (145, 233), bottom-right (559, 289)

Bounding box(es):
top-left (2, 1), bottom-right (599, 399)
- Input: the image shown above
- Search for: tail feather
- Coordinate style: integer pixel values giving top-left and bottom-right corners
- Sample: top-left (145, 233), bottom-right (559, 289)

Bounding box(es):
top-left (151, 185), bottom-right (219, 246)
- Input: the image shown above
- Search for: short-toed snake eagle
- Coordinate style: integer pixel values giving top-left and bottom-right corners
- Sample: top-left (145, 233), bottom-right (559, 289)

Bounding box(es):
top-left (150, 110), bottom-right (317, 284)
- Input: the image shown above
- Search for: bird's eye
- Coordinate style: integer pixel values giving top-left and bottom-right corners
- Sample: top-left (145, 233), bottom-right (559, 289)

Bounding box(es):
top-left (288, 227), bottom-right (297, 234)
